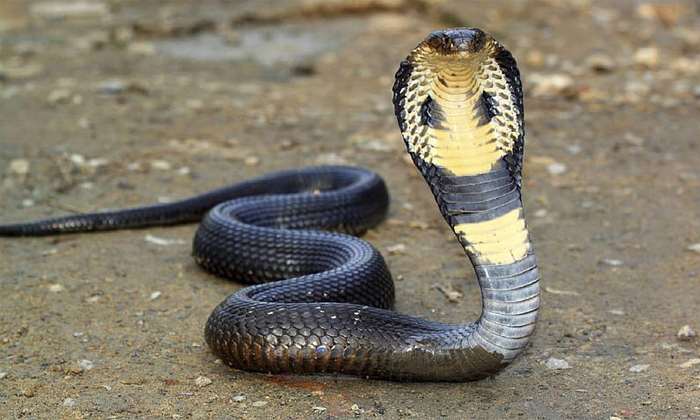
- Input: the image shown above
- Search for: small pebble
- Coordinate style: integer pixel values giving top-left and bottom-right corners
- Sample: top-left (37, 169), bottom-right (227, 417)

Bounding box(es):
top-left (78, 360), bottom-right (94, 371)
top-left (545, 357), bottom-right (571, 370)
top-left (231, 395), bottom-right (246, 402)
top-left (98, 80), bottom-right (127, 95)
top-left (47, 88), bottom-right (72, 104)
top-left (251, 400), bottom-right (268, 407)
top-left (545, 287), bottom-right (578, 296)
top-left (194, 375), bottom-right (212, 387)
top-left (244, 156), bottom-right (260, 166)
top-left (31, 2), bottom-right (109, 19)
top-left (70, 154), bottom-right (85, 165)
top-left (63, 397), bottom-right (78, 408)
top-left (525, 50), bottom-right (545, 67)
top-left (623, 133), bottom-right (645, 147)
top-left (433, 283), bottom-right (463, 302)
top-left (48, 284), bottom-right (66, 293)
top-left (315, 153), bottom-right (348, 166)
top-left (408, 220), bottom-right (429, 229)
top-left (566, 143), bottom-right (582, 154)
top-left (127, 42), bottom-right (156, 56)
top-left (546, 162), bottom-right (567, 176)
top-left (670, 57), bottom-right (700, 75)
top-left (312, 406), bottom-right (327, 412)
top-left (528, 73), bottom-right (574, 98)
top-left (88, 158), bottom-right (109, 168)
top-left (0, 372), bottom-right (8, 379)
top-left (629, 364), bottom-right (650, 373)
top-left (150, 291), bottom-right (162, 300)
top-left (150, 160), bottom-right (172, 171)
top-left (77, 118), bottom-right (90, 129)
top-left (634, 47), bottom-right (659, 68)
top-left (387, 243), bottom-right (407, 255)
top-left (677, 325), bottom-right (696, 341)
top-left (599, 258), bottom-right (624, 267)
top-left (8, 159), bottom-right (30, 175)
top-left (685, 243), bottom-right (700, 253)
top-left (679, 358), bottom-right (700, 368)
top-left (145, 234), bottom-right (186, 246)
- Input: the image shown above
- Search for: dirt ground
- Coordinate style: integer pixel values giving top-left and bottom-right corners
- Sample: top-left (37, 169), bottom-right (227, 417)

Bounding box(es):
top-left (1, 0), bottom-right (699, 418)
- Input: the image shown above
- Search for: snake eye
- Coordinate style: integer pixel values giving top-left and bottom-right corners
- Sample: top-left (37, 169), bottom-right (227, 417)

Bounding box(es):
top-left (424, 33), bottom-right (447, 50)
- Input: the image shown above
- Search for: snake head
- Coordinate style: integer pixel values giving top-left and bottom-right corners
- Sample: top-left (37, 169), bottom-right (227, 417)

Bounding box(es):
top-left (421, 28), bottom-right (488, 56)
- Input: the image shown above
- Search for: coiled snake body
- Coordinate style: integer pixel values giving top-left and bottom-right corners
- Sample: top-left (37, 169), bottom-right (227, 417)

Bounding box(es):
top-left (0, 28), bottom-right (539, 381)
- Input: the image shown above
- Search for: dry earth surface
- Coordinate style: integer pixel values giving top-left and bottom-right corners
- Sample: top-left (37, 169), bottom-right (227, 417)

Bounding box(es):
top-left (1, 0), bottom-right (699, 419)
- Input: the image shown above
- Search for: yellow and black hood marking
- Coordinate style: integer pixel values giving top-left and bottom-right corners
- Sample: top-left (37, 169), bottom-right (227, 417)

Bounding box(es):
top-left (393, 28), bottom-right (525, 187)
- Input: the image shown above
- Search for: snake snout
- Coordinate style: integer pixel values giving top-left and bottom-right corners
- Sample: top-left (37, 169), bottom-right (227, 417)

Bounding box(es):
top-left (455, 41), bottom-right (471, 53)
top-left (424, 28), bottom-right (486, 55)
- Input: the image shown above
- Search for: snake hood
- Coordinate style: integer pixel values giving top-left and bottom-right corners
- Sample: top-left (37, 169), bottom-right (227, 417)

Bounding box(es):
top-left (393, 27), bottom-right (526, 188)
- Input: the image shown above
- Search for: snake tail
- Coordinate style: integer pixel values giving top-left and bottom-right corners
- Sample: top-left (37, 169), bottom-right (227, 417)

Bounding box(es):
top-left (0, 167), bottom-right (385, 237)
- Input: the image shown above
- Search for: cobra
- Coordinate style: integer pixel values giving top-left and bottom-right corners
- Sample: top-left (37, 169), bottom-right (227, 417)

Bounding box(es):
top-left (0, 28), bottom-right (539, 381)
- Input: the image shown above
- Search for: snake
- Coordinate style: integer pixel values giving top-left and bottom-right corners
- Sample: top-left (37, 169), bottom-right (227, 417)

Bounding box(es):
top-left (0, 28), bottom-right (539, 381)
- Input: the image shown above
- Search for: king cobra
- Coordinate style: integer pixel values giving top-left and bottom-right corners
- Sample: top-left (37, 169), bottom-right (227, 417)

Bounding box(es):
top-left (0, 28), bottom-right (539, 381)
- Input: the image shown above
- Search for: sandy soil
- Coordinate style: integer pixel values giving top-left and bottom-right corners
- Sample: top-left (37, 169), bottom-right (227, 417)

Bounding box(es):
top-left (1, 0), bottom-right (699, 418)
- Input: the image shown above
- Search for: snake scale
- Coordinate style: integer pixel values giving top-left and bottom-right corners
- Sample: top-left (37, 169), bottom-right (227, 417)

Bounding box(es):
top-left (0, 28), bottom-right (539, 381)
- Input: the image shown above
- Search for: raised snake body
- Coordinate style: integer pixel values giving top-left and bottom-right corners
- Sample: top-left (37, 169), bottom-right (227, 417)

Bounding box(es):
top-left (0, 28), bottom-right (539, 381)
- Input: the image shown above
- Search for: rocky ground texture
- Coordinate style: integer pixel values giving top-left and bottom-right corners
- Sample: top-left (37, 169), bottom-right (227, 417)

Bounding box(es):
top-left (1, 0), bottom-right (699, 419)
